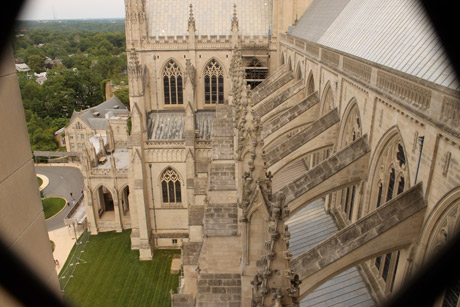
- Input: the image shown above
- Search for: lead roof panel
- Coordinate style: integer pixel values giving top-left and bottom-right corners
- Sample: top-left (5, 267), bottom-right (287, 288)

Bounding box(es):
top-left (291, 0), bottom-right (459, 91)
top-left (145, 0), bottom-right (272, 37)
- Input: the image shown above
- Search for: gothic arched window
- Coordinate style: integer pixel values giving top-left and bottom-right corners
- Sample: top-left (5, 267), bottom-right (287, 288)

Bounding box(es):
top-left (370, 133), bottom-right (409, 294)
top-left (372, 135), bottom-right (408, 210)
top-left (163, 60), bottom-right (183, 105)
top-left (161, 167), bottom-right (182, 204)
top-left (204, 59), bottom-right (224, 104)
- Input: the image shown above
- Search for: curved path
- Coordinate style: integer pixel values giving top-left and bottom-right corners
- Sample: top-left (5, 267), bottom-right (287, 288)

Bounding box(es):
top-left (35, 165), bottom-right (84, 231)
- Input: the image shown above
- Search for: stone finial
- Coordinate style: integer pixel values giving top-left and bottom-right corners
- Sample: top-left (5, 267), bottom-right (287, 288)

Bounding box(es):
top-left (188, 3), bottom-right (196, 32)
top-left (232, 4), bottom-right (238, 24)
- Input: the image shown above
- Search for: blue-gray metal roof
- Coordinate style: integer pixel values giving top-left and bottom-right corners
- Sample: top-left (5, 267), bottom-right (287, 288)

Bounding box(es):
top-left (146, 0), bottom-right (273, 37)
top-left (291, 0), bottom-right (459, 91)
top-left (147, 111), bottom-right (215, 140)
top-left (287, 200), bottom-right (376, 307)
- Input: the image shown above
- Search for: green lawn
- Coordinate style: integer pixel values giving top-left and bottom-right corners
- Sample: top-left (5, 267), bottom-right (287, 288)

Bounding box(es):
top-left (37, 176), bottom-right (43, 187)
top-left (60, 231), bottom-right (180, 307)
top-left (41, 197), bottom-right (65, 219)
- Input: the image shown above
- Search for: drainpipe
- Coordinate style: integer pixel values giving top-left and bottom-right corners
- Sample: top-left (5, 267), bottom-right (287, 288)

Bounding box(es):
top-left (149, 163), bottom-right (158, 247)
top-left (414, 136), bottom-right (424, 184)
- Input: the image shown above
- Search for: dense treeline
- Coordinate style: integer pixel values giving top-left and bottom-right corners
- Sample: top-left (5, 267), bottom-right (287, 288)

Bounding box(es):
top-left (16, 19), bottom-right (125, 33)
top-left (13, 20), bottom-right (129, 151)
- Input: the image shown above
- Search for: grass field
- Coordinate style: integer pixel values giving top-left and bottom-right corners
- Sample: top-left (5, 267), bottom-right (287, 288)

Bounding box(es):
top-left (60, 231), bottom-right (180, 307)
top-left (41, 197), bottom-right (65, 219)
top-left (37, 176), bottom-right (43, 187)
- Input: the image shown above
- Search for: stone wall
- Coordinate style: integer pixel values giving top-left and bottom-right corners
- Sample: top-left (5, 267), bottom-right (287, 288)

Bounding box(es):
top-left (204, 203), bottom-right (238, 237)
top-left (196, 273), bottom-right (241, 307)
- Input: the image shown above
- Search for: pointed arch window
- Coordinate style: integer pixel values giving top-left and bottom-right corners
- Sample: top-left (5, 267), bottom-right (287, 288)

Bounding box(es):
top-left (163, 60), bottom-right (183, 105)
top-left (161, 167), bottom-right (182, 204)
top-left (204, 59), bottom-right (224, 104)
top-left (373, 138), bottom-right (408, 210)
top-left (370, 135), bottom-right (408, 294)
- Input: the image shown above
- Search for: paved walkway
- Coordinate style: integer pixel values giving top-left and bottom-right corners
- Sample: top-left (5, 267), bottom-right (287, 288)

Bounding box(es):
top-left (35, 164), bottom-right (85, 275)
top-left (48, 225), bottom-right (83, 274)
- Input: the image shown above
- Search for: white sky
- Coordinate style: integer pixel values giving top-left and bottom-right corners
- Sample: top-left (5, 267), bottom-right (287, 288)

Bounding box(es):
top-left (18, 0), bottom-right (126, 20)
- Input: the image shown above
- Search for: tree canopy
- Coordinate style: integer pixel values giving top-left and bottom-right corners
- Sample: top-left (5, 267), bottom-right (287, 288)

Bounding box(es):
top-left (13, 20), bottom-right (128, 152)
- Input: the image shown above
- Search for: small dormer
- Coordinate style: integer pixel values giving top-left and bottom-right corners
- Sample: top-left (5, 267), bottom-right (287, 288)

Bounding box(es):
top-left (93, 112), bottom-right (100, 117)
top-left (113, 105), bottom-right (119, 109)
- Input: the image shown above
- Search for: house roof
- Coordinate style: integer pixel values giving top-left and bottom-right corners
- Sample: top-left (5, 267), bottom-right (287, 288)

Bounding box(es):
top-left (290, 0), bottom-right (459, 91)
top-left (145, 0), bottom-right (272, 37)
top-left (15, 63), bottom-right (30, 72)
top-left (69, 96), bottom-right (129, 131)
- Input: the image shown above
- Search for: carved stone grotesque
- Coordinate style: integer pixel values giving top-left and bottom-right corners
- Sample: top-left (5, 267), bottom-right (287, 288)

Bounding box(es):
top-left (185, 59), bottom-right (196, 87)
top-left (251, 272), bottom-right (263, 292)
top-left (273, 288), bottom-right (284, 307)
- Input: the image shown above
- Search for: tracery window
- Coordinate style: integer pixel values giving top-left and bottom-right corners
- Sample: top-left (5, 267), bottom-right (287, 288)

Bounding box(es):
top-left (370, 133), bottom-right (409, 294)
top-left (163, 60), bottom-right (183, 105)
top-left (374, 251), bottom-right (401, 293)
top-left (161, 167), bottom-right (182, 204)
top-left (336, 103), bottom-right (362, 222)
top-left (373, 136), bottom-right (408, 209)
top-left (204, 59), bottom-right (224, 104)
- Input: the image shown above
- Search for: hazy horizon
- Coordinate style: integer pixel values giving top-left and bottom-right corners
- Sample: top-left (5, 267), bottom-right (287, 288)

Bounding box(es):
top-left (18, 0), bottom-right (125, 21)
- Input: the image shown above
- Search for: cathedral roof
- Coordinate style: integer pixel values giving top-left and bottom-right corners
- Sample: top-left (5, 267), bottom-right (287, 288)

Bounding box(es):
top-left (290, 0), bottom-right (459, 91)
top-left (147, 111), bottom-right (215, 140)
top-left (145, 0), bottom-right (272, 37)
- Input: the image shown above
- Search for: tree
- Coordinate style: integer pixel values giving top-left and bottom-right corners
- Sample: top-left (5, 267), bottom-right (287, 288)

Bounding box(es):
top-left (114, 88), bottom-right (129, 108)
top-left (28, 54), bottom-right (45, 73)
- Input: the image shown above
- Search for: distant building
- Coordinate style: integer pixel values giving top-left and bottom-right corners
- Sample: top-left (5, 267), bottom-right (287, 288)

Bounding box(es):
top-left (44, 57), bottom-right (53, 69)
top-left (54, 127), bottom-right (66, 148)
top-left (34, 71), bottom-right (47, 85)
top-left (15, 63), bottom-right (30, 72)
top-left (65, 96), bottom-right (129, 155)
